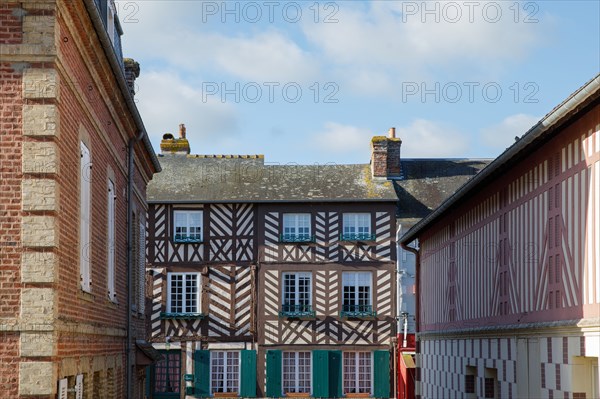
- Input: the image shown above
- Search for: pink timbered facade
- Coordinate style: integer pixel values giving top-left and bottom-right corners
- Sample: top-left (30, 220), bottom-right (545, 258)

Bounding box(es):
top-left (402, 75), bottom-right (600, 399)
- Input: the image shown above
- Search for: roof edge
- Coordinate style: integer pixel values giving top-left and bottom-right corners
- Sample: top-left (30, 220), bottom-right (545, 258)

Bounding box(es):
top-left (401, 74), bottom-right (600, 245)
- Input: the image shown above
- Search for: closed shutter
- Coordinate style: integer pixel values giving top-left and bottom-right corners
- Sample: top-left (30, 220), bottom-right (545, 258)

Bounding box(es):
top-left (80, 141), bottom-right (91, 291)
top-left (328, 351), bottom-right (342, 398)
top-left (312, 350), bottom-right (329, 398)
top-left (139, 220), bottom-right (146, 313)
top-left (240, 350), bottom-right (257, 398)
top-left (373, 350), bottom-right (390, 398)
top-left (194, 350), bottom-right (210, 397)
top-left (265, 350), bottom-right (282, 398)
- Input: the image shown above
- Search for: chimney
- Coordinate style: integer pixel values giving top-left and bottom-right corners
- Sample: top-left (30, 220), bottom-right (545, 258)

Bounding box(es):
top-left (160, 124), bottom-right (190, 155)
top-left (123, 58), bottom-right (140, 97)
top-left (371, 127), bottom-right (401, 178)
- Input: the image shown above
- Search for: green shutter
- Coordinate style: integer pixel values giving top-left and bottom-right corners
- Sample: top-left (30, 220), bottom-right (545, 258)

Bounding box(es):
top-left (266, 350), bottom-right (282, 398)
top-left (194, 350), bottom-right (210, 398)
top-left (145, 365), bottom-right (151, 396)
top-left (312, 350), bottom-right (329, 398)
top-left (240, 350), bottom-right (257, 398)
top-left (373, 350), bottom-right (390, 398)
top-left (328, 351), bottom-right (343, 398)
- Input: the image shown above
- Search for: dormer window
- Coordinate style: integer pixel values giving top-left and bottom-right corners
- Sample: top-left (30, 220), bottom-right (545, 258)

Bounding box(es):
top-left (107, 0), bottom-right (116, 45)
top-left (173, 210), bottom-right (203, 243)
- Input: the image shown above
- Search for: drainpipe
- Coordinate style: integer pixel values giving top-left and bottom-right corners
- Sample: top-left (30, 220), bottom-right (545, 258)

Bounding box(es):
top-left (127, 131), bottom-right (144, 399)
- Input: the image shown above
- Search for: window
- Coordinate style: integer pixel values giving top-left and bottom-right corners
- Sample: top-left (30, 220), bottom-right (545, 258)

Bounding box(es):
top-left (153, 351), bottom-right (180, 394)
top-left (342, 213), bottom-right (373, 241)
top-left (138, 220), bottom-right (146, 313)
top-left (343, 352), bottom-right (371, 394)
top-left (173, 210), bottom-right (202, 243)
top-left (283, 352), bottom-right (311, 394)
top-left (282, 213), bottom-right (312, 242)
top-left (341, 272), bottom-right (374, 317)
top-left (167, 273), bottom-right (200, 314)
top-left (211, 351), bottom-right (240, 394)
top-left (465, 366), bottom-right (476, 397)
top-left (280, 272), bottom-right (314, 317)
top-left (80, 141), bottom-right (92, 292)
top-left (107, 179), bottom-right (116, 301)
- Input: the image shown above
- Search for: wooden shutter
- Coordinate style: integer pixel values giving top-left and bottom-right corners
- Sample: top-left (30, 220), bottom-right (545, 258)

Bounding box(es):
top-left (312, 350), bottom-right (329, 398)
top-left (328, 351), bottom-right (342, 398)
top-left (194, 350), bottom-right (210, 397)
top-left (139, 220), bottom-right (146, 313)
top-left (373, 350), bottom-right (390, 398)
top-left (80, 141), bottom-right (91, 291)
top-left (265, 350), bottom-right (282, 398)
top-left (240, 350), bottom-right (257, 398)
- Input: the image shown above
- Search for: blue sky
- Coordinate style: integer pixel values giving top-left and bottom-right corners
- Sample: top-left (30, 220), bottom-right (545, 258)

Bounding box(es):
top-left (115, 0), bottom-right (600, 164)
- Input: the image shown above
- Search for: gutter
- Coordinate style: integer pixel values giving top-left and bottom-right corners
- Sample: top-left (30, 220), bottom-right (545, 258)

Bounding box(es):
top-left (82, 0), bottom-right (161, 173)
top-left (401, 74), bottom-right (600, 245)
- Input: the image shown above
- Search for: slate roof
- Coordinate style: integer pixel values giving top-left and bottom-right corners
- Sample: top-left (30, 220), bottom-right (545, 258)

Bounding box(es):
top-left (395, 159), bottom-right (491, 222)
top-left (147, 155), bottom-right (398, 202)
top-left (147, 154), bottom-right (490, 207)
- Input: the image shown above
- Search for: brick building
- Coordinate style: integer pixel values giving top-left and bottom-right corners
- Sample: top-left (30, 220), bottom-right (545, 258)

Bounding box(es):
top-left (401, 75), bottom-right (600, 398)
top-left (144, 127), bottom-right (488, 399)
top-left (0, 0), bottom-right (161, 397)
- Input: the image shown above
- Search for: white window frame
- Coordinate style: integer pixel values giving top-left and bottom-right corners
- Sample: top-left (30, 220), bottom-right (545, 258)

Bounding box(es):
top-left (342, 213), bottom-right (371, 237)
top-left (80, 141), bottom-right (92, 292)
top-left (282, 272), bottom-right (312, 308)
top-left (107, 179), bottom-right (116, 301)
top-left (282, 213), bottom-right (311, 241)
top-left (107, 0), bottom-right (116, 44)
top-left (138, 220), bottom-right (146, 313)
top-left (166, 272), bottom-right (201, 314)
top-left (210, 351), bottom-right (240, 394)
top-left (343, 351), bottom-right (373, 395)
top-left (282, 351), bottom-right (312, 395)
top-left (342, 272), bottom-right (372, 308)
top-left (173, 210), bottom-right (203, 242)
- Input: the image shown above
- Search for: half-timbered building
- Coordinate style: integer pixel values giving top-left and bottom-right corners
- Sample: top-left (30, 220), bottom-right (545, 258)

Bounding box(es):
top-left (144, 125), bottom-right (489, 399)
top-left (401, 74), bottom-right (600, 399)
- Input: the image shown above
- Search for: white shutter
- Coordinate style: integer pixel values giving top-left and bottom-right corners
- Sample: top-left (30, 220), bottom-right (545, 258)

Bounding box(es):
top-left (57, 379), bottom-right (68, 399)
top-left (107, 180), bottom-right (116, 300)
top-left (75, 374), bottom-right (83, 399)
top-left (139, 220), bottom-right (146, 313)
top-left (80, 142), bottom-right (91, 292)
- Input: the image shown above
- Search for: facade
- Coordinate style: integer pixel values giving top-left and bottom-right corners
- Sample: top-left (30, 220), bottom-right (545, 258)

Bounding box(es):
top-left (0, 0), bottom-right (160, 397)
top-left (145, 127), bottom-right (489, 399)
top-left (145, 127), bottom-right (399, 398)
top-left (401, 74), bottom-right (600, 399)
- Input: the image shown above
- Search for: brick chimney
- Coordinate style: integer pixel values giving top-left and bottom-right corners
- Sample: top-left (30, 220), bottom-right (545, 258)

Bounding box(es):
top-left (160, 124), bottom-right (190, 155)
top-left (123, 58), bottom-right (140, 97)
top-left (371, 127), bottom-right (401, 178)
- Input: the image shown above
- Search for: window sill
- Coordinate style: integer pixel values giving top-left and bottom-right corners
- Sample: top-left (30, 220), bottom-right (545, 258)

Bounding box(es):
top-left (172, 238), bottom-right (203, 244)
top-left (213, 392), bottom-right (238, 397)
top-left (345, 393), bottom-right (370, 398)
top-left (285, 392), bottom-right (310, 397)
top-left (339, 311), bottom-right (377, 319)
top-left (78, 290), bottom-right (95, 303)
top-left (278, 312), bottom-right (316, 320)
top-left (160, 312), bottom-right (206, 320)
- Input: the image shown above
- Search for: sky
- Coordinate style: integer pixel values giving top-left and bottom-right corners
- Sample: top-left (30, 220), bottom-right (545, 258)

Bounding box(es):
top-left (115, 0), bottom-right (600, 164)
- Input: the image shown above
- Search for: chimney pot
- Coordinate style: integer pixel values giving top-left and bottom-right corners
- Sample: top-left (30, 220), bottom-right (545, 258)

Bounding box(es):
top-left (388, 127), bottom-right (396, 138)
top-left (179, 124), bottom-right (186, 139)
top-left (123, 58), bottom-right (140, 97)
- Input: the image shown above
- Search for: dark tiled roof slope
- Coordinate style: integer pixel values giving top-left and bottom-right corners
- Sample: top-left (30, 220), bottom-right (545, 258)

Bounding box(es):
top-left (147, 155), bottom-right (397, 202)
top-left (147, 155), bottom-right (490, 208)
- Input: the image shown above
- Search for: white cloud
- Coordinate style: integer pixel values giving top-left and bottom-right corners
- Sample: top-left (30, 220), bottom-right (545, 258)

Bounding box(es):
top-left (117, 2), bottom-right (319, 83)
top-left (312, 122), bottom-right (373, 155)
top-left (480, 113), bottom-right (540, 150)
top-left (310, 119), bottom-right (469, 160)
top-left (396, 119), bottom-right (469, 157)
top-left (302, 1), bottom-right (543, 93)
top-left (135, 70), bottom-right (239, 150)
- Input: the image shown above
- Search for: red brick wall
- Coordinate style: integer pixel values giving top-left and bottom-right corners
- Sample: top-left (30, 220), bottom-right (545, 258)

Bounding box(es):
top-left (0, 62), bottom-right (22, 321)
